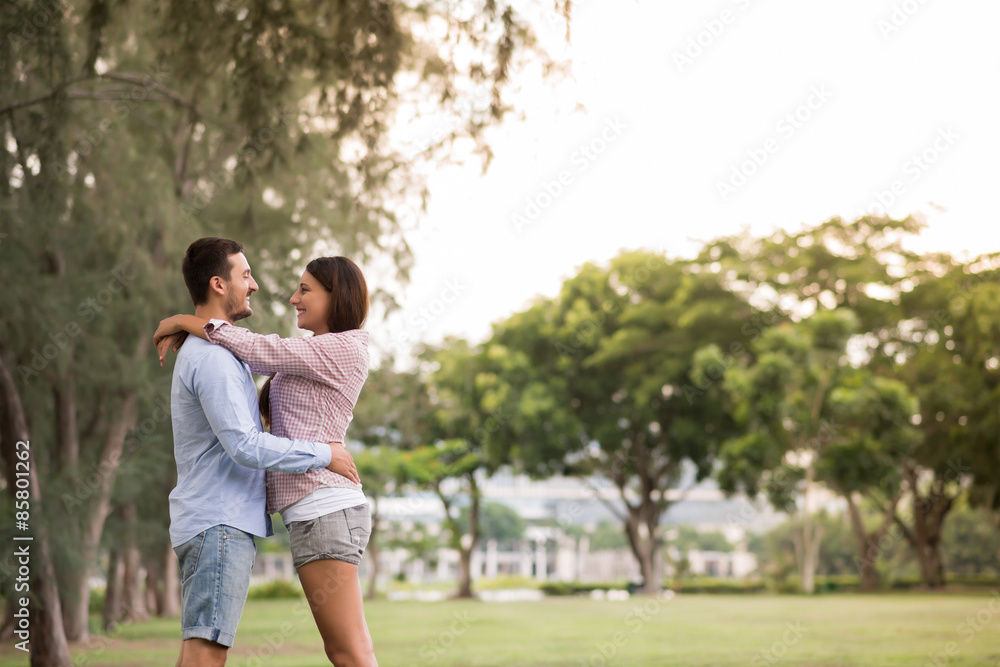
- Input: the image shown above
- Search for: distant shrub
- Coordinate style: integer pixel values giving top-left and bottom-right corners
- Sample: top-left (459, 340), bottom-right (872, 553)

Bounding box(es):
top-left (475, 575), bottom-right (539, 590)
top-left (89, 588), bottom-right (106, 613)
top-left (941, 574), bottom-right (1000, 588)
top-left (671, 578), bottom-right (766, 594)
top-left (247, 579), bottom-right (303, 599)
top-left (539, 582), bottom-right (626, 597)
top-left (759, 573), bottom-right (1000, 593)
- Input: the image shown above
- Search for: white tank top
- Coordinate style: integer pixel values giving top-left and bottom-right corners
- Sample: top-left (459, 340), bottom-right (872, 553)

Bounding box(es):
top-left (279, 486), bottom-right (368, 524)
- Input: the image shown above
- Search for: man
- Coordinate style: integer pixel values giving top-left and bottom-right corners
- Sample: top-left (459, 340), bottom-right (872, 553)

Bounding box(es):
top-left (160, 237), bottom-right (358, 667)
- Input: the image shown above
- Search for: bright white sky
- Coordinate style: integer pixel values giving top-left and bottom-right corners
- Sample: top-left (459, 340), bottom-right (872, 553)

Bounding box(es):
top-left (366, 0), bottom-right (1000, 367)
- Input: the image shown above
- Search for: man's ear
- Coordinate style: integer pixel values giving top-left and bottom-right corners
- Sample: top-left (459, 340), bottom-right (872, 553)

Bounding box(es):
top-left (208, 276), bottom-right (227, 298)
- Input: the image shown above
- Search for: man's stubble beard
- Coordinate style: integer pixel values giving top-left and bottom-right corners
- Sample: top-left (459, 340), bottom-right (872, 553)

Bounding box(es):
top-left (225, 286), bottom-right (253, 322)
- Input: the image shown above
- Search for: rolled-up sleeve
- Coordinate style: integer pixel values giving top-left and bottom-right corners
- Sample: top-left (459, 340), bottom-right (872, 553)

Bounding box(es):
top-left (193, 350), bottom-right (332, 472)
top-left (205, 319), bottom-right (364, 387)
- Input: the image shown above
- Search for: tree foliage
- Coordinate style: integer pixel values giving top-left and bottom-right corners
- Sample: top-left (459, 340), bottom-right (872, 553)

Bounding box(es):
top-left (484, 250), bottom-right (758, 593)
top-left (0, 0), bottom-right (569, 654)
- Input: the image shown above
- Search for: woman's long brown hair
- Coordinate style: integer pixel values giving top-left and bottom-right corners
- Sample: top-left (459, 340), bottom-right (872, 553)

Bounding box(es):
top-left (259, 257), bottom-right (369, 428)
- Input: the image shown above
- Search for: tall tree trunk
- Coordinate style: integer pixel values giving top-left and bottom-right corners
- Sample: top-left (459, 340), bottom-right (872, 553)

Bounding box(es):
top-left (455, 475), bottom-right (480, 599)
top-left (623, 511), bottom-right (656, 594)
top-left (457, 548), bottom-right (474, 598)
top-left (145, 547), bottom-right (164, 617)
top-left (914, 537), bottom-right (946, 588)
top-left (896, 466), bottom-right (951, 589)
top-left (103, 548), bottom-right (124, 632)
top-left (146, 578), bottom-right (158, 617)
top-left (366, 507), bottom-right (380, 600)
top-left (796, 459), bottom-right (822, 594)
top-left (618, 480), bottom-right (665, 595)
top-left (54, 376), bottom-right (79, 470)
top-left (846, 495), bottom-right (879, 592)
top-left (435, 476), bottom-right (480, 599)
top-left (30, 483), bottom-right (74, 667)
top-left (845, 492), bottom-right (899, 592)
top-left (625, 511), bottom-right (664, 594)
top-left (62, 390), bottom-right (138, 642)
top-left (642, 500), bottom-right (663, 594)
top-left (792, 516), bottom-right (822, 595)
top-left (120, 502), bottom-right (149, 623)
top-left (601, 436), bottom-right (668, 595)
top-left (51, 248), bottom-right (79, 474)
top-left (0, 597), bottom-right (16, 641)
top-left (0, 347), bottom-right (73, 666)
top-left (161, 544), bottom-right (180, 618)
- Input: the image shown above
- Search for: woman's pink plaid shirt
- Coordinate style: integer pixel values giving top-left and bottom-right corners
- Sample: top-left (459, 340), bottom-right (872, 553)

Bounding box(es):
top-left (205, 321), bottom-right (369, 514)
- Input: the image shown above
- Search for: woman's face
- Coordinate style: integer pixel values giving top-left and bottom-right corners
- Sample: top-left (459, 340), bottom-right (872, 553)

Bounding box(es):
top-left (290, 271), bottom-right (331, 334)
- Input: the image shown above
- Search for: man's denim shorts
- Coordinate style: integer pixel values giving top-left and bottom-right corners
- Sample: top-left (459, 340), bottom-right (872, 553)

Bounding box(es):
top-left (286, 504), bottom-right (371, 569)
top-left (174, 524), bottom-right (256, 648)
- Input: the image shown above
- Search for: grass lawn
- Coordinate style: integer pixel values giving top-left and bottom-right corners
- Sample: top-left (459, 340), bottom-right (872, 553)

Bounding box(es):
top-left (3, 593), bottom-right (1000, 666)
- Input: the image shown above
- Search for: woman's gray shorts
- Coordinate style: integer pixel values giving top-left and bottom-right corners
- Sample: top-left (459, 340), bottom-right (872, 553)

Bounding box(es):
top-left (286, 503), bottom-right (371, 569)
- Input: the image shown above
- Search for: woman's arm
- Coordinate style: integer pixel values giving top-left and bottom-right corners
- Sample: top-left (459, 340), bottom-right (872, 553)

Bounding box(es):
top-left (153, 315), bottom-right (211, 366)
top-left (155, 332), bottom-right (188, 367)
top-left (153, 314), bottom-right (210, 346)
top-left (204, 321), bottom-right (367, 388)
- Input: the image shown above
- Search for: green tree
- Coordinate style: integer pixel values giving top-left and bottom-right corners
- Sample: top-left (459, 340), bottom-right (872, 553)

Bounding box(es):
top-left (351, 361), bottom-right (433, 452)
top-left (383, 521), bottom-right (443, 580)
top-left (701, 216), bottom-right (1000, 587)
top-left (941, 500), bottom-right (1000, 576)
top-left (699, 215), bottom-right (1000, 589)
top-left (819, 369), bottom-right (919, 590)
top-left (709, 309), bottom-right (860, 593)
top-left (350, 362), bottom-right (431, 598)
top-left (695, 215), bottom-right (919, 336)
top-left (486, 250), bottom-right (758, 594)
top-left (1, 0), bottom-right (570, 656)
top-left (352, 446), bottom-right (400, 599)
top-left (749, 512), bottom-right (856, 587)
top-left (587, 520), bottom-right (629, 551)
top-left (889, 262), bottom-right (1000, 587)
top-left (395, 440), bottom-right (484, 598)
top-left (412, 338), bottom-right (511, 598)
top-left (670, 525), bottom-right (733, 554)
top-left (458, 501), bottom-right (525, 546)
top-left (352, 349), bottom-right (504, 599)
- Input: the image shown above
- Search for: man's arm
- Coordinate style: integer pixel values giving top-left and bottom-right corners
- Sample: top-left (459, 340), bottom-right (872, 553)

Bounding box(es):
top-left (193, 349), bottom-right (353, 477)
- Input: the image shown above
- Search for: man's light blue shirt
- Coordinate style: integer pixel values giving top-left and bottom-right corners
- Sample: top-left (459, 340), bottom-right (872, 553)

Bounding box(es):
top-left (168, 335), bottom-right (332, 547)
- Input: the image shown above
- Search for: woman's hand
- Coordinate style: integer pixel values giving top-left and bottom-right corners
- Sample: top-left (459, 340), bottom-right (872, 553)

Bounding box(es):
top-left (153, 314), bottom-right (210, 348)
top-left (326, 442), bottom-right (360, 485)
top-left (156, 332), bottom-right (188, 367)
top-left (153, 315), bottom-right (189, 347)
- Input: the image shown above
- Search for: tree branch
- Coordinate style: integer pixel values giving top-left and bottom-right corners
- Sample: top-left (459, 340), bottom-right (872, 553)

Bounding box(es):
top-left (0, 74), bottom-right (92, 114)
top-left (579, 477), bottom-right (628, 524)
top-left (1, 72), bottom-right (234, 132)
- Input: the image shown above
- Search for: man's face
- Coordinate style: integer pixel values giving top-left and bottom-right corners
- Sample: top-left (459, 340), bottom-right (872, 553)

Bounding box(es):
top-left (223, 252), bottom-right (259, 321)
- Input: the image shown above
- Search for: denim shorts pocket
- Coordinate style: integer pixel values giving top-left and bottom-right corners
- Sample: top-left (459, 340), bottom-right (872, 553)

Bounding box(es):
top-left (176, 531), bottom-right (207, 584)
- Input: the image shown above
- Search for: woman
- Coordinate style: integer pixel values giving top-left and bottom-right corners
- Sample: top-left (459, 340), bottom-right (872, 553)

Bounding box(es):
top-left (155, 256), bottom-right (378, 667)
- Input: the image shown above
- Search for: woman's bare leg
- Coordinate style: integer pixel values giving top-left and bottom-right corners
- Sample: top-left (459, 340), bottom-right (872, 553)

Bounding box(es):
top-left (297, 558), bottom-right (377, 667)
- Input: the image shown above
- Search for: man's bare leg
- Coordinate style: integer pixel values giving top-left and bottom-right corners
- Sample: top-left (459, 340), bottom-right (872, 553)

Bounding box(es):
top-left (178, 638), bottom-right (228, 667)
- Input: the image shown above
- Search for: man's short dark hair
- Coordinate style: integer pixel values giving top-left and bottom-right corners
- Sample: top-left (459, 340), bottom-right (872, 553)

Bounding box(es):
top-left (182, 237), bottom-right (245, 306)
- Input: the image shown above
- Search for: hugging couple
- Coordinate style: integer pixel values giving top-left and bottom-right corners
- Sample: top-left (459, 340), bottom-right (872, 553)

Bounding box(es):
top-left (153, 237), bottom-right (379, 667)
